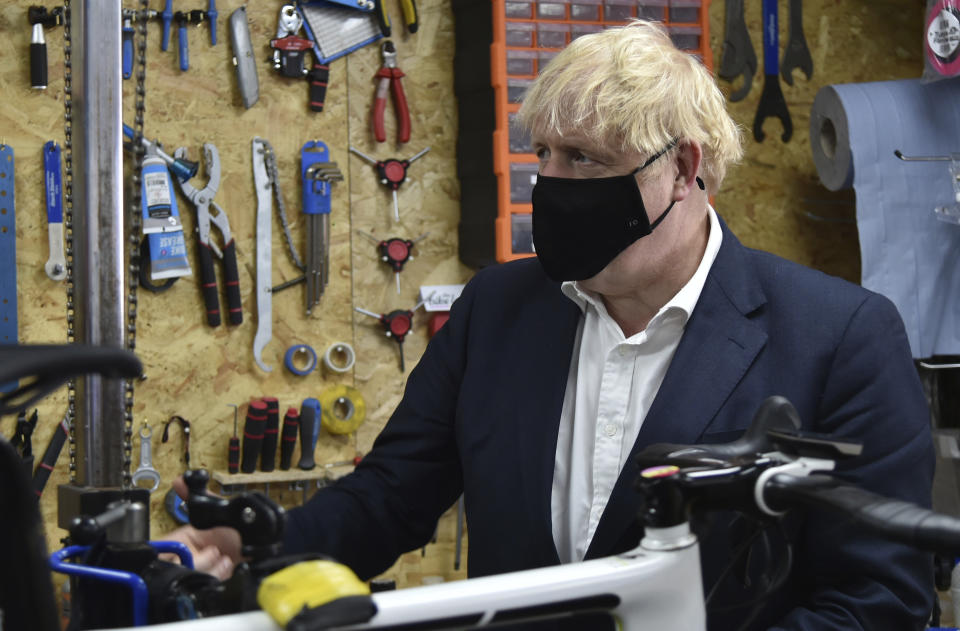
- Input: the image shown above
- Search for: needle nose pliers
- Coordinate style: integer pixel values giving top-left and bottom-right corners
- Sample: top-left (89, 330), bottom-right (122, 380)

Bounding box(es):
top-left (372, 40), bottom-right (410, 144)
top-left (173, 143), bottom-right (242, 327)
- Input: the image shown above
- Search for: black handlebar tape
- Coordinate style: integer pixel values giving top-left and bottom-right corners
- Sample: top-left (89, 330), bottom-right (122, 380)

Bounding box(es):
top-left (240, 399), bottom-right (268, 473)
top-left (307, 65), bottom-right (330, 113)
top-left (32, 417), bottom-right (68, 498)
top-left (260, 397), bottom-right (280, 472)
top-left (298, 398), bottom-right (322, 470)
top-left (30, 41), bottom-right (48, 89)
top-left (197, 242), bottom-right (221, 327)
top-left (766, 473), bottom-right (960, 555)
top-left (222, 240), bottom-right (243, 325)
top-left (280, 407), bottom-right (300, 470)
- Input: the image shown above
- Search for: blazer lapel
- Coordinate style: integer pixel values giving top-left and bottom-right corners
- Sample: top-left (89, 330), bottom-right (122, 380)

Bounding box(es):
top-left (585, 222), bottom-right (768, 559)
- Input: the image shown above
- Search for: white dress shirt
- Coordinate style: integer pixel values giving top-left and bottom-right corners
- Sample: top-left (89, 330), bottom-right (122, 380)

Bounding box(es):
top-left (551, 206), bottom-right (723, 563)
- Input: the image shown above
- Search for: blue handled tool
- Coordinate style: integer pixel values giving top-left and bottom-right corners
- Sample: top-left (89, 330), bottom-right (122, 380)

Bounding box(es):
top-left (122, 11), bottom-right (134, 79)
top-left (122, 123), bottom-right (198, 181)
top-left (752, 0), bottom-right (792, 142)
top-left (300, 141), bottom-right (343, 314)
top-left (43, 141), bottom-right (66, 281)
top-left (207, 0), bottom-right (218, 45)
top-left (161, 0), bottom-right (173, 51)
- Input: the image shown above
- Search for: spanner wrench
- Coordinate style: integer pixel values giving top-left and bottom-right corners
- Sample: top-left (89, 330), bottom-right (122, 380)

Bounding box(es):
top-left (753, 0), bottom-right (792, 143)
top-left (131, 423), bottom-right (161, 492)
top-left (718, 0), bottom-right (757, 102)
top-left (781, 0), bottom-right (813, 85)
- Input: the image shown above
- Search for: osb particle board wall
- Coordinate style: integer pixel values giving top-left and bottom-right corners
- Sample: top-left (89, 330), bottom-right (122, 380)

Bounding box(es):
top-left (0, 0), bottom-right (926, 591)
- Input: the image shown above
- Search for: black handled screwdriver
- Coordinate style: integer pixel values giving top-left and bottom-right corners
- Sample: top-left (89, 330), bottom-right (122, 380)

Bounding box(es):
top-left (227, 403), bottom-right (240, 473)
top-left (241, 399), bottom-right (268, 473)
top-left (261, 397), bottom-right (280, 472)
top-left (279, 407), bottom-right (300, 470)
top-left (298, 398), bottom-right (321, 470)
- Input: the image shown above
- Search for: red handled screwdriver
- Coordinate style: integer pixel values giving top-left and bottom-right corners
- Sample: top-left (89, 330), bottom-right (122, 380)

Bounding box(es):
top-left (241, 399), bottom-right (268, 473)
top-left (261, 397), bottom-right (280, 472)
top-left (227, 403), bottom-right (240, 474)
top-left (279, 407), bottom-right (300, 470)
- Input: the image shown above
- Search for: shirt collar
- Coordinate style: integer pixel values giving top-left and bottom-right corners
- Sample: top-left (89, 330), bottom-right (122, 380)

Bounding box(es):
top-left (561, 205), bottom-right (723, 328)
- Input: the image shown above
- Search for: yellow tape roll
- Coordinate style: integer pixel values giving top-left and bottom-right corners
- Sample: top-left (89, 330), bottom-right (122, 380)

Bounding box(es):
top-left (319, 385), bottom-right (367, 435)
top-left (257, 559), bottom-right (370, 627)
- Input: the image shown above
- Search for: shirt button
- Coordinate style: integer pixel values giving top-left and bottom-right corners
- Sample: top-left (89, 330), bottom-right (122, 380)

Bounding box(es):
top-left (618, 346), bottom-right (627, 357)
top-left (604, 423), bottom-right (618, 437)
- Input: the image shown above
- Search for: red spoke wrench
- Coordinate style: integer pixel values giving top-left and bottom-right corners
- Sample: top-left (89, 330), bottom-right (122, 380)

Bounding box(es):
top-left (355, 294), bottom-right (428, 372)
top-left (349, 145), bottom-right (429, 222)
top-left (357, 230), bottom-right (428, 293)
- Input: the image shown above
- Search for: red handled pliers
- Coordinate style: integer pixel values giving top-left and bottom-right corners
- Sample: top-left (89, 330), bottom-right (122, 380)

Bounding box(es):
top-left (372, 40), bottom-right (410, 144)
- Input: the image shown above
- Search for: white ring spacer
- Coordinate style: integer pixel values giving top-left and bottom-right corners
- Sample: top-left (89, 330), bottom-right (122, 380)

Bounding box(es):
top-left (323, 342), bottom-right (356, 373)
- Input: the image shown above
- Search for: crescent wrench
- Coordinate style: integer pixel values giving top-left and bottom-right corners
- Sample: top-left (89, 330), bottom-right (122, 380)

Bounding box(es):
top-left (781, 0), bottom-right (813, 85)
top-left (252, 137), bottom-right (273, 372)
top-left (718, 0), bottom-right (757, 102)
top-left (131, 423), bottom-right (161, 493)
top-left (753, 0), bottom-right (792, 143)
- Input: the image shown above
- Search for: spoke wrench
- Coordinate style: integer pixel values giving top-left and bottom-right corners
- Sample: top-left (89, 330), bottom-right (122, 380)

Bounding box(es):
top-left (131, 423), bottom-right (161, 492)
top-left (753, 0), bottom-right (792, 143)
top-left (718, 0), bottom-right (756, 102)
top-left (780, 0), bottom-right (813, 85)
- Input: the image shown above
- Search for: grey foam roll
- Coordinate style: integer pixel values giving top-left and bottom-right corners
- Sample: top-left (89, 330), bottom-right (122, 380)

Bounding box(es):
top-left (809, 85), bottom-right (854, 192)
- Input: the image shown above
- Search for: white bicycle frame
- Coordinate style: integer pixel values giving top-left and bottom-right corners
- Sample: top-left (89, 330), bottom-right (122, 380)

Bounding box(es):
top-left (99, 522), bottom-right (706, 631)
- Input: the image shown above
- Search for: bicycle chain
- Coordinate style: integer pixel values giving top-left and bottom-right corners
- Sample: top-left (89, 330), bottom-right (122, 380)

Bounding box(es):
top-left (64, 0), bottom-right (148, 487)
top-left (263, 138), bottom-right (305, 271)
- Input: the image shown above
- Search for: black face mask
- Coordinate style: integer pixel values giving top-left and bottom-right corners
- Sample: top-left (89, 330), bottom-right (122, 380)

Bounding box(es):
top-left (531, 143), bottom-right (703, 282)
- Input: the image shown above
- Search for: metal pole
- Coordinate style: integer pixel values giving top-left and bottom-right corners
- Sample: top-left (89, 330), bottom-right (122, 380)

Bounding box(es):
top-left (70, 0), bottom-right (127, 487)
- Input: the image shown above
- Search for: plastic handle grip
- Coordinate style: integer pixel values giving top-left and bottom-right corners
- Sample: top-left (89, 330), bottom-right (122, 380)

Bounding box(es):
top-left (260, 398), bottom-right (279, 472)
top-left (221, 240), bottom-right (243, 325)
top-left (298, 398), bottom-right (321, 470)
top-left (179, 25), bottom-right (189, 71)
top-left (762, 0), bottom-right (778, 75)
top-left (122, 26), bottom-right (133, 79)
top-left (240, 401), bottom-right (267, 473)
top-left (197, 242), bottom-right (221, 327)
top-left (279, 408), bottom-right (299, 470)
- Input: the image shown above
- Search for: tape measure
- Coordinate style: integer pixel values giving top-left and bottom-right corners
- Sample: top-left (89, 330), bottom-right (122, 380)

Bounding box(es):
top-left (318, 385), bottom-right (366, 435)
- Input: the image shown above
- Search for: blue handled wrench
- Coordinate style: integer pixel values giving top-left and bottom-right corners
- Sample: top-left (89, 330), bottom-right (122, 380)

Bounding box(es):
top-left (753, 0), bottom-right (792, 142)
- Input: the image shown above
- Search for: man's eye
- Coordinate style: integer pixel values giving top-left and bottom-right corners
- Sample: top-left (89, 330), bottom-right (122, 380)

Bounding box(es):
top-left (572, 153), bottom-right (597, 165)
top-left (534, 147), bottom-right (549, 161)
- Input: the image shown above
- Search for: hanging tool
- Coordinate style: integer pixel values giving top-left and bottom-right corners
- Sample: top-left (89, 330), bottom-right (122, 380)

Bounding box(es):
top-left (161, 0), bottom-right (174, 51)
top-left (374, 0), bottom-right (418, 36)
top-left (11, 409), bottom-right (39, 477)
top-left (780, 0), bottom-right (813, 85)
top-left (122, 9), bottom-right (135, 80)
top-left (349, 145), bottom-right (429, 222)
top-left (298, 398), bottom-right (322, 471)
top-left (171, 7), bottom-right (216, 71)
top-left (717, 0), bottom-right (756, 102)
top-left (279, 406), bottom-right (300, 470)
top-left (206, 0), bottom-right (218, 45)
top-left (261, 397), bottom-right (280, 472)
top-left (27, 5), bottom-right (63, 90)
top-left (270, 4), bottom-right (329, 112)
top-left (139, 142), bottom-right (193, 286)
top-left (357, 230), bottom-right (427, 293)
top-left (753, 0), bottom-right (792, 142)
top-left (372, 40), bottom-right (410, 144)
top-left (241, 399), bottom-right (268, 473)
top-left (229, 6), bottom-right (259, 109)
top-left (122, 123), bottom-right (198, 182)
top-left (173, 143), bottom-right (243, 327)
top-left (301, 141), bottom-right (344, 314)
top-left (252, 138), bottom-right (274, 371)
top-left (32, 413), bottom-right (68, 499)
top-left (355, 293), bottom-right (429, 372)
top-left (131, 423), bottom-right (161, 493)
top-left (227, 403), bottom-right (240, 474)
top-left (0, 144), bottom-right (18, 393)
top-left (161, 414), bottom-right (191, 468)
top-left (43, 141), bottom-right (67, 281)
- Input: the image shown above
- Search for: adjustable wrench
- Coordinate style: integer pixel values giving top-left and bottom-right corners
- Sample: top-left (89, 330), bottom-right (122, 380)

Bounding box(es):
top-left (718, 0), bottom-right (757, 102)
top-left (131, 423), bottom-right (161, 492)
top-left (753, 0), bottom-right (792, 143)
top-left (780, 0), bottom-right (813, 85)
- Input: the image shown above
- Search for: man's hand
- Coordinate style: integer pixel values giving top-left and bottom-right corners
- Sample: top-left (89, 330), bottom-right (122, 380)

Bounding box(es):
top-left (157, 474), bottom-right (243, 580)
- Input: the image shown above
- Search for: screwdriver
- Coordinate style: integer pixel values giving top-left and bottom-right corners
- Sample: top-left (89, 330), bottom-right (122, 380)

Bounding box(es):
top-left (261, 397), bottom-right (280, 472)
top-left (298, 398), bottom-right (321, 470)
top-left (241, 399), bottom-right (268, 473)
top-left (279, 406), bottom-right (300, 470)
top-left (226, 403), bottom-right (240, 474)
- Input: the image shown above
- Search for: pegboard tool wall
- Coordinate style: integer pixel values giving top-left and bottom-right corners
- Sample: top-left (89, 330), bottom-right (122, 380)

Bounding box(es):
top-left (0, 0), bottom-right (926, 589)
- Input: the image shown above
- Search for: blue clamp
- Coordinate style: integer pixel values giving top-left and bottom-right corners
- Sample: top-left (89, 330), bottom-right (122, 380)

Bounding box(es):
top-left (284, 344), bottom-right (318, 376)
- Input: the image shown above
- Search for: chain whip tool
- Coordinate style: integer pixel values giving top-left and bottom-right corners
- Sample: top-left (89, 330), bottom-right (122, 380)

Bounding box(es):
top-left (64, 0), bottom-right (149, 486)
top-left (252, 138), bottom-right (274, 372)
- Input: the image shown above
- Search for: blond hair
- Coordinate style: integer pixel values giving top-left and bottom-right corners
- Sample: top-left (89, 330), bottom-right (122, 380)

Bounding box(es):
top-left (516, 20), bottom-right (742, 192)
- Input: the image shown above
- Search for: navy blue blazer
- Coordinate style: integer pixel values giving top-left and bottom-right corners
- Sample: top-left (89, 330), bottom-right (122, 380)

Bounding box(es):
top-left (285, 220), bottom-right (934, 630)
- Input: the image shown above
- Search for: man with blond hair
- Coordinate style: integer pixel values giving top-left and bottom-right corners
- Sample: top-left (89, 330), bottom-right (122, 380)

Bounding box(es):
top-left (171, 20), bottom-right (934, 630)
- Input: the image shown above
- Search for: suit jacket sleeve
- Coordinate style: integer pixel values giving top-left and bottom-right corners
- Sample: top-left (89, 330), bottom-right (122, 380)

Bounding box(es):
top-left (770, 292), bottom-right (935, 630)
top-left (281, 272), bottom-right (480, 580)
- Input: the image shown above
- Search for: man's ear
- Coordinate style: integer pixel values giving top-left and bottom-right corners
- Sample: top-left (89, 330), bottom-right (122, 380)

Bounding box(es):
top-left (672, 140), bottom-right (703, 201)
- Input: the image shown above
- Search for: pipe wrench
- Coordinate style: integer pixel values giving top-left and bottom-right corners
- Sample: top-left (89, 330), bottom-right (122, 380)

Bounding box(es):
top-left (173, 143), bottom-right (243, 326)
top-left (42, 141), bottom-right (66, 281)
top-left (252, 137), bottom-right (273, 372)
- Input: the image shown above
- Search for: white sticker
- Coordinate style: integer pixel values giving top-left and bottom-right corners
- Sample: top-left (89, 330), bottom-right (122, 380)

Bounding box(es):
top-left (420, 284), bottom-right (465, 312)
top-left (928, 9), bottom-right (960, 59)
top-left (144, 171), bottom-right (172, 208)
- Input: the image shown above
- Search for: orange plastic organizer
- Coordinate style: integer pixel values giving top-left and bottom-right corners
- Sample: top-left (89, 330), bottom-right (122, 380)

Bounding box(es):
top-left (489, 0), bottom-right (713, 263)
